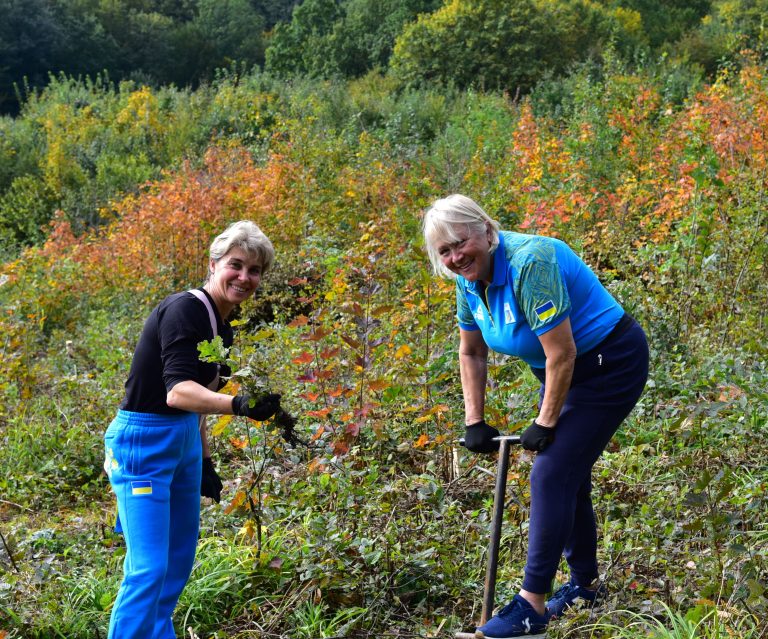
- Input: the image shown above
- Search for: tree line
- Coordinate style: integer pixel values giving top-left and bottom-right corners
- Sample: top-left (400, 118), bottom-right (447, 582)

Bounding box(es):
top-left (4, 0), bottom-right (768, 115)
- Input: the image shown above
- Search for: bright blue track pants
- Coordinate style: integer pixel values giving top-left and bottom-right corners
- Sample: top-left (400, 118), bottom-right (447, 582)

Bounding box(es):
top-left (104, 410), bottom-right (202, 639)
top-left (523, 316), bottom-right (649, 594)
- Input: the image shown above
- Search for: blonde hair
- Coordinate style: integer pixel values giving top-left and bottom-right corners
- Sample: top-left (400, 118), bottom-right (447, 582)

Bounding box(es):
top-left (208, 221), bottom-right (275, 276)
top-left (423, 194), bottom-right (500, 278)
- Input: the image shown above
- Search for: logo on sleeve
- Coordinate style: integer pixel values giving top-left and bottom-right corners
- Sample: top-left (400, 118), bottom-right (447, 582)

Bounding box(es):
top-left (534, 300), bottom-right (557, 321)
top-left (474, 306), bottom-right (485, 323)
top-left (131, 481), bottom-right (153, 496)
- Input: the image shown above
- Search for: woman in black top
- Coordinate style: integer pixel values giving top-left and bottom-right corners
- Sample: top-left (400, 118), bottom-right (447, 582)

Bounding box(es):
top-left (104, 220), bottom-right (281, 639)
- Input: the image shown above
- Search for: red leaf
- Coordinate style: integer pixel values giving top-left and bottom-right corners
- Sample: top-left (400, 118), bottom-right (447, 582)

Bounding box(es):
top-left (332, 440), bottom-right (350, 456)
top-left (305, 327), bottom-right (331, 342)
top-left (340, 334), bottom-right (361, 349)
top-left (345, 422), bottom-right (361, 437)
top-left (292, 351), bottom-right (314, 365)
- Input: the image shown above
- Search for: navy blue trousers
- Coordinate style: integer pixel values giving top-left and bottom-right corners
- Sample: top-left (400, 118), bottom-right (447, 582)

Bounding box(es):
top-left (522, 316), bottom-right (649, 594)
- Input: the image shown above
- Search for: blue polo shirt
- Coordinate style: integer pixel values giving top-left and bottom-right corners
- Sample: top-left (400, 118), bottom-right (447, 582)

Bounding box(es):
top-left (456, 232), bottom-right (624, 368)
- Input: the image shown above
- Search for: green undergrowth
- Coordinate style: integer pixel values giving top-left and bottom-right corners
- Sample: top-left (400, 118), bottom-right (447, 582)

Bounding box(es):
top-left (2, 343), bottom-right (765, 637)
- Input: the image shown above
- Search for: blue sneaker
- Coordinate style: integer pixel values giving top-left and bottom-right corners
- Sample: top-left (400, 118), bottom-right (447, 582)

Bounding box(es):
top-left (545, 579), bottom-right (605, 618)
top-left (475, 594), bottom-right (548, 638)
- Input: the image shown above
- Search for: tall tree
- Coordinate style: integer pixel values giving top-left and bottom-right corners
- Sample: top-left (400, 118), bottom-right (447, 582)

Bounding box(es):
top-left (608, 0), bottom-right (711, 47)
top-left (390, 0), bottom-right (553, 92)
top-left (264, 0), bottom-right (341, 75)
top-left (0, 0), bottom-right (66, 111)
top-left (265, 0), bottom-right (441, 77)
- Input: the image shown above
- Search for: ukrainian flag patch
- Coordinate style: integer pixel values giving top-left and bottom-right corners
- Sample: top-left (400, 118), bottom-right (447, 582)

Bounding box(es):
top-left (131, 481), bottom-right (153, 496)
top-left (534, 300), bottom-right (557, 321)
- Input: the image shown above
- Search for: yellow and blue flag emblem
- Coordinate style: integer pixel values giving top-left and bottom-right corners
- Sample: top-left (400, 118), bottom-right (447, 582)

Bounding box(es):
top-left (534, 300), bottom-right (557, 321)
top-left (131, 481), bottom-right (153, 496)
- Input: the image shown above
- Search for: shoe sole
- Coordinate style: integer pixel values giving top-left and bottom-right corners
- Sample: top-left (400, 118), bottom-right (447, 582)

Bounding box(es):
top-left (475, 632), bottom-right (547, 639)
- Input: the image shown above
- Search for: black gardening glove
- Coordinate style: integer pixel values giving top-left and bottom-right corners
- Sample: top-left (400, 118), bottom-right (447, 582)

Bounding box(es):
top-left (232, 393), bottom-right (281, 421)
top-left (201, 457), bottom-right (223, 503)
top-left (520, 420), bottom-right (555, 452)
top-left (463, 420), bottom-right (501, 453)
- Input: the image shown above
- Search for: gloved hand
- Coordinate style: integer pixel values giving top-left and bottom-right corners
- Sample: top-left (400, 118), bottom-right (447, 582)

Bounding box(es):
top-left (521, 420), bottom-right (555, 452)
top-left (201, 457), bottom-right (223, 502)
top-left (232, 393), bottom-right (281, 421)
top-left (463, 420), bottom-right (501, 453)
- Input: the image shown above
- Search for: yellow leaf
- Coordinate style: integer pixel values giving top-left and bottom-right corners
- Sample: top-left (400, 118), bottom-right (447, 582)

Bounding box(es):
top-left (394, 344), bottom-right (412, 359)
top-left (238, 519), bottom-right (257, 538)
top-left (211, 415), bottom-right (233, 437)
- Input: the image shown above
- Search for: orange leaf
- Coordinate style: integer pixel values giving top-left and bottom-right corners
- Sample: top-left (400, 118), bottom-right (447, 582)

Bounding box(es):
top-left (292, 351), bottom-right (314, 365)
top-left (308, 456), bottom-right (326, 472)
top-left (307, 407), bottom-right (332, 418)
top-left (288, 277), bottom-right (308, 286)
top-left (320, 346), bottom-right (341, 359)
top-left (328, 385), bottom-right (344, 398)
top-left (288, 315), bottom-right (309, 327)
top-left (224, 490), bottom-right (247, 515)
top-left (301, 391), bottom-right (321, 401)
top-left (414, 434), bottom-right (430, 448)
top-left (368, 379), bottom-right (390, 392)
top-left (230, 437), bottom-right (248, 449)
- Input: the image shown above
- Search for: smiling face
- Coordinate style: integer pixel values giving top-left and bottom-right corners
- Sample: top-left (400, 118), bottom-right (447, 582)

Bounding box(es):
top-left (204, 247), bottom-right (263, 318)
top-left (434, 224), bottom-right (494, 283)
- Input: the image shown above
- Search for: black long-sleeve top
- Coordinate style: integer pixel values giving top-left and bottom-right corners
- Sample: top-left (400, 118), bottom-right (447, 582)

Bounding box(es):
top-left (119, 288), bottom-right (233, 414)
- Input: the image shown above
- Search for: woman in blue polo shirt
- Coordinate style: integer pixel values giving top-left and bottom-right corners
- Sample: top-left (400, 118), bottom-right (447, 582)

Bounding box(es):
top-left (423, 194), bottom-right (648, 639)
top-left (104, 221), bottom-right (282, 639)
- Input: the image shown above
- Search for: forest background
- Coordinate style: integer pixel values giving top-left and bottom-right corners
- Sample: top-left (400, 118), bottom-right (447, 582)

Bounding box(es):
top-left (0, 0), bottom-right (767, 637)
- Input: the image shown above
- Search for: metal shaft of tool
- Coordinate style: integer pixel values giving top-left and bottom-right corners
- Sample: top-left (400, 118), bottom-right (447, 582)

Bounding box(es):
top-left (480, 435), bottom-right (520, 624)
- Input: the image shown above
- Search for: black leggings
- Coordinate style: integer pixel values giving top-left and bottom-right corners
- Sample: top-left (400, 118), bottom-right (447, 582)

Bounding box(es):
top-left (522, 316), bottom-right (649, 593)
